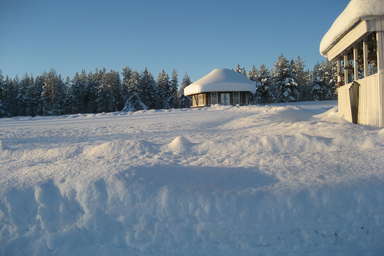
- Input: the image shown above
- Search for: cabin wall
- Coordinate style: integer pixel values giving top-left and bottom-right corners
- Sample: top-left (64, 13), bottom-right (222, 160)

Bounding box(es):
top-left (190, 92), bottom-right (252, 107)
top-left (338, 74), bottom-right (381, 126)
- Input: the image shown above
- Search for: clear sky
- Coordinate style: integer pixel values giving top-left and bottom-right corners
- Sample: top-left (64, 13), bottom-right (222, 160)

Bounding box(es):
top-left (0, 0), bottom-right (349, 81)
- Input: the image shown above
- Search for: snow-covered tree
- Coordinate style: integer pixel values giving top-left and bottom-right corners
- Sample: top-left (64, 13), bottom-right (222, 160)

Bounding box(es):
top-left (253, 65), bottom-right (272, 103)
top-left (290, 57), bottom-right (308, 86)
top-left (169, 70), bottom-right (178, 108)
top-left (122, 71), bottom-right (147, 111)
top-left (271, 55), bottom-right (300, 102)
top-left (177, 73), bottom-right (192, 108)
top-left (70, 71), bottom-right (89, 114)
top-left (234, 64), bottom-right (247, 76)
top-left (311, 61), bottom-right (337, 100)
top-left (41, 70), bottom-right (66, 115)
top-left (157, 70), bottom-right (171, 109)
top-left (139, 68), bottom-right (158, 109)
top-left (95, 69), bottom-right (122, 113)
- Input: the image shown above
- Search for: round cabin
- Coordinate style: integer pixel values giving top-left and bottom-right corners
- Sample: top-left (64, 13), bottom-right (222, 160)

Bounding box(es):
top-left (320, 0), bottom-right (384, 127)
top-left (184, 68), bottom-right (256, 107)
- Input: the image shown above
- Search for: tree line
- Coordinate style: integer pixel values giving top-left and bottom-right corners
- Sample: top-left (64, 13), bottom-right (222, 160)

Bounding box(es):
top-left (0, 55), bottom-right (335, 118)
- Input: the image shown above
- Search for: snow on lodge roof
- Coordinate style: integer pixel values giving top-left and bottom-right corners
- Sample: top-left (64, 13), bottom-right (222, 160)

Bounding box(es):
top-left (184, 68), bottom-right (256, 96)
top-left (320, 0), bottom-right (384, 56)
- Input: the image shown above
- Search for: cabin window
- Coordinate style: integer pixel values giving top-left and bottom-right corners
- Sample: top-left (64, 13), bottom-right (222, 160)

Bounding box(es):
top-left (346, 49), bottom-right (354, 83)
top-left (233, 92), bottom-right (240, 105)
top-left (367, 32), bottom-right (378, 76)
top-left (210, 92), bottom-right (218, 105)
top-left (356, 41), bottom-right (364, 80)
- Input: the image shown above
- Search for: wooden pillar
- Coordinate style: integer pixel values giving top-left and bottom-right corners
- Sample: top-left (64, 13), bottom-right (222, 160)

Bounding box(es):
top-left (344, 55), bottom-right (349, 85)
top-left (336, 59), bottom-right (341, 84)
top-left (363, 40), bottom-right (369, 77)
top-left (353, 47), bottom-right (359, 81)
top-left (376, 32), bottom-right (384, 126)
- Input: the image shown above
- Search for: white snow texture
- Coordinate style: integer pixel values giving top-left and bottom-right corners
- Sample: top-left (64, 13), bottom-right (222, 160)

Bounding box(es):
top-left (320, 0), bottom-right (384, 55)
top-left (184, 68), bottom-right (256, 96)
top-left (1, 101), bottom-right (384, 256)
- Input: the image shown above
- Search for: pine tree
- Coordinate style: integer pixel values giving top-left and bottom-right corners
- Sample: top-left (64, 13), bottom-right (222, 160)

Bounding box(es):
top-left (139, 68), bottom-right (158, 109)
top-left (70, 71), bottom-right (89, 114)
top-left (254, 64), bottom-right (272, 104)
top-left (0, 72), bottom-right (8, 117)
top-left (169, 70), bottom-right (178, 108)
top-left (234, 64), bottom-right (247, 76)
top-left (121, 66), bottom-right (132, 104)
top-left (157, 70), bottom-right (171, 109)
top-left (40, 70), bottom-right (66, 115)
top-left (177, 73), bottom-right (192, 108)
top-left (17, 74), bottom-right (35, 116)
top-left (95, 69), bottom-right (122, 113)
top-left (122, 70), bottom-right (148, 111)
top-left (272, 55), bottom-right (299, 102)
top-left (311, 61), bottom-right (337, 100)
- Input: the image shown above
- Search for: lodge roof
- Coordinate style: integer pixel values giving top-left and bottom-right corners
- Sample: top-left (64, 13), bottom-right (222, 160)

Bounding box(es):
top-left (184, 68), bottom-right (256, 96)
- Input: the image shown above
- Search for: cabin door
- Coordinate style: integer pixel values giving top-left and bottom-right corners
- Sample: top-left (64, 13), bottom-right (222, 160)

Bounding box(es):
top-left (220, 93), bottom-right (230, 105)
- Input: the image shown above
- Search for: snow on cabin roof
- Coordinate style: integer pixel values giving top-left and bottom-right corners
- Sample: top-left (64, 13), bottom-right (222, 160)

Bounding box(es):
top-left (184, 68), bottom-right (256, 96)
top-left (320, 0), bottom-right (384, 56)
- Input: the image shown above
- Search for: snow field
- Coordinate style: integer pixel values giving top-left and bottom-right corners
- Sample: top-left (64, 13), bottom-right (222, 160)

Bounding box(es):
top-left (1, 101), bottom-right (384, 255)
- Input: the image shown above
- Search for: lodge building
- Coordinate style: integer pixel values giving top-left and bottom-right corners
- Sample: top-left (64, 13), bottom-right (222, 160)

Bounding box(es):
top-left (184, 68), bottom-right (256, 107)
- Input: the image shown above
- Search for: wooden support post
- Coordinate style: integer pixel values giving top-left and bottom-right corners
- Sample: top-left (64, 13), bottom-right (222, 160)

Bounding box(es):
top-left (344, 55), bottom-right (349, 85)
top-left (353, 47), bottom-right (359, 81)
top-left (363, 40), bottom-right (369, 77)
top-left (376, 32), bottom-right (384, 126)
top-left (336, 59), bottom-right (341, 84)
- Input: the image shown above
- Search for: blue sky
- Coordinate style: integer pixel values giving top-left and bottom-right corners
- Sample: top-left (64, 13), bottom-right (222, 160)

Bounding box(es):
top-left (0, 0), bottom-right (349, 81)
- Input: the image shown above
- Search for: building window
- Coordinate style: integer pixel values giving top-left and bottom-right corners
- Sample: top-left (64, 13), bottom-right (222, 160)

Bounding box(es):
top-left (210, 92), bottom-right (218, 105)
top-left (198, 94), bottom-right (205, 106)
top-left (233, 92), bottom-right (240, 105)
top-left (346, 49), bottom-right (354, 83)
top-left (356, 41), bottom-right (364, 80)
top-left (367, 32), bottom-right (378, 76)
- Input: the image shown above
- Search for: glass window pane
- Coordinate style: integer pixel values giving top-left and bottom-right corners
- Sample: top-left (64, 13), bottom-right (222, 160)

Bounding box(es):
top-left (367, 33), bottom-right (378, 76)
top-left (347, 50), bottom-right (354, 83)
top-left (356, 42), bottom-right (364, 79)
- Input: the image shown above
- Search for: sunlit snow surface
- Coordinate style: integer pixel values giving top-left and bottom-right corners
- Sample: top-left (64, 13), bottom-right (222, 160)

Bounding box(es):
top-left (1, 101), bottom-right (384, 256)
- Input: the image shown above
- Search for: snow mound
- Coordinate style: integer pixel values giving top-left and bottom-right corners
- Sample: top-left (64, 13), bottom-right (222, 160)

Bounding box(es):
top-left (320, 0), bottom-right (384, 55)
top-left (166, 136), bottom-right (193, 154)
top-left (258, 134), bottom-right (333, 154)
top-left (184, 68), bottom-right (256, 96)
top-left (83, 140), bottom-right (156, 159)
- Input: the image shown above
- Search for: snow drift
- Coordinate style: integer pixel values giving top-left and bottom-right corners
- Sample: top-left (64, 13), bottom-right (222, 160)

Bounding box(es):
top-left (1, 101), bottom-right (384, 255)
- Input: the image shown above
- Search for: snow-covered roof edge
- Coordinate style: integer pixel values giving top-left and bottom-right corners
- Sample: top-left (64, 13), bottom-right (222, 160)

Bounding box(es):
top-left (184, 68), bottom-right (256, 96)
top-left (320, 0), bottom-right (384, 56)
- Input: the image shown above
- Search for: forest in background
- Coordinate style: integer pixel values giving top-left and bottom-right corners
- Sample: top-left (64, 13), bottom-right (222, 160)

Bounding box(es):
top-left (0, 55), bottom-right (335, 117)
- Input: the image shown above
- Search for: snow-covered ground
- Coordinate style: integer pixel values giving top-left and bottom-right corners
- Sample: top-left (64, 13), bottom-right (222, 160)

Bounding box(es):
top-left (1, 101), bottom-right (384, 256)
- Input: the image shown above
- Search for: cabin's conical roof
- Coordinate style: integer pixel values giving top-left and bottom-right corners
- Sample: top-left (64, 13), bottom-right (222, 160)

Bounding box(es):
top-left (184, 68), bottom-right (256, 96)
